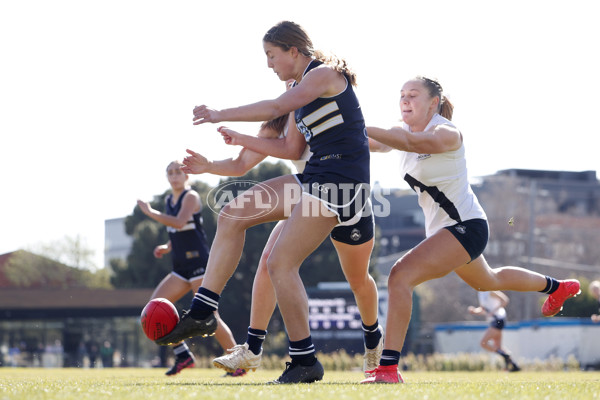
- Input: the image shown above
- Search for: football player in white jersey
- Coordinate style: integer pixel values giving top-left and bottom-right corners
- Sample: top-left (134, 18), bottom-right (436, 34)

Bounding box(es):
top-left (361, 76), bottom-right (580, 384)
top-left (468, 290), bottom-right (520, 371)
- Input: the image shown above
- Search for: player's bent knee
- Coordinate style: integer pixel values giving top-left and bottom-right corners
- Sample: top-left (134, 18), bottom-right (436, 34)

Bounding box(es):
top-left (216, 207), bottom-right (252, 230)
top-left (346, 274), bottom-right (369, 292)
top-left (388, 262), bottom-right (417, 287)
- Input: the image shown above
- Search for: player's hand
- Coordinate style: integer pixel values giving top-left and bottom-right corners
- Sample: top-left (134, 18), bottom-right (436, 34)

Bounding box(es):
top-left (137, 199), bottom-right (152, 216)
top-left (467, 306), bottom-right (476, 314)
top-left (193, 105), bottom-right (221, 125)
top-left (153, 245), bottom-right (170, 258)
top-left (182, 149), bottom-right (210, 174)
top-left (218, 126), bottom-right (244, 146)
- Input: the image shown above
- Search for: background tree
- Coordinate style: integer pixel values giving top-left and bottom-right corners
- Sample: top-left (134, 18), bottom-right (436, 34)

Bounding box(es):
top-left (2, 250), bottom-right (111, 289)
top-left (28, 235), bottom-right (99, 271)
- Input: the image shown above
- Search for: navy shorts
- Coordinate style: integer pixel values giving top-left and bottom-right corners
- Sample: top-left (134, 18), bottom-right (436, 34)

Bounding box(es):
top-left (444, 218), bottom-right (489, 262)
top-left (490, 317), bottom-right (505, 330)
top-left (172, 254), bottom-right (208, 281)
top-left (330, 205), bottom-right (374, 245)
top-left (294, 173), bottom-right (370, 225)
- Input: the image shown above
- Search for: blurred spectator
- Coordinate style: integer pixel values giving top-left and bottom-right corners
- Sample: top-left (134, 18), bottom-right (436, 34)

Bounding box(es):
top-left (100, 341), bottom-right (114, 368)
top-left (77, 341), bottom-right (88, 367)
top-left (8, 344), bottom-right (21, 367)
top-left (87, 341), bottom-right (99, 367)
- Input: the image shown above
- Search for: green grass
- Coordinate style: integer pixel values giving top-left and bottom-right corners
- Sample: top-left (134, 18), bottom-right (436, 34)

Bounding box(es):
top-left (1, 368), bottom-right (599, 400)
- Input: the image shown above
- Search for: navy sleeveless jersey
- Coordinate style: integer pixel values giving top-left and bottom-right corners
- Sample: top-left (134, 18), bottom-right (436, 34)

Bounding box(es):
top-left (165, 190), bottom-right (210, 265)
top-left (294, 60), bottom-right (370, 186)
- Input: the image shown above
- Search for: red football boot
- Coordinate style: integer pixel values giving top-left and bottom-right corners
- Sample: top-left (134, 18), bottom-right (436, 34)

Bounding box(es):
top-left (360, 364), bottom-right (404, 384)
top-left (542, 279), bottom-right (581, 317)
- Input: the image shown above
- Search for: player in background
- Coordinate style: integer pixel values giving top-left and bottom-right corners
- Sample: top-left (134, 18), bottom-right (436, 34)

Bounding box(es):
top-left (468, 291), bottom-right (520, 372)
top-left (181, 111), bottom-right (382, 377)
top-left (137, 161), bottom-right (243, 377)
top-left (590, 280), bottom-right (600, 323)
top-left (361, 76), bottom-right (581, 384)
top-left (155, 20), bottom-right (372, 384)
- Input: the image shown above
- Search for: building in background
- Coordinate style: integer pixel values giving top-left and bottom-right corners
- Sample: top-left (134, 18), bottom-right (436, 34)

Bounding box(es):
top-left (104, 217), bottom-right (133, 268)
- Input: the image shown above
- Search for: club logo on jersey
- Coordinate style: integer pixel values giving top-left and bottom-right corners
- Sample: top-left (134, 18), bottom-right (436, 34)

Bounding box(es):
top-left (320, 153), bottom-right (342, 161)
top-left (455, 225), bottom-right (467, 234)
top-left (417, 154), bottom-right (431, 161)
top-left (185, 251), bottom-right (200, 259)
top-left (296, 120), bottom-right (313, 142)
top-left (206, 180), bottom-right (279, 220)
top-left (312, 182), bottom-right (330, 194)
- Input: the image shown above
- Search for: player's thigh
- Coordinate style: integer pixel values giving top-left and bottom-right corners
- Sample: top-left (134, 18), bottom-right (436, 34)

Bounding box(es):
top-left (189, 276), bottom-right (204, 293)
top-left (219, 175), bottom-right (301, 226)
top-left (151, 273), bottom-right (191, 302)
top-left (392, 229), bottom-right (470, 286)
top-left (332, 238), bottom-right (374, 284)
top-left (454, 255), bottom-right (498, 290)
top-left (482, 327), bottom-right (501, 343)
top-left (267, 195), bottom-right (338, 271)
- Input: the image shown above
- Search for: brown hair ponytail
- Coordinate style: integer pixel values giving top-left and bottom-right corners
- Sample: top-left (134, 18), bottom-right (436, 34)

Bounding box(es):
top-left (440, 95), bottom-right (454, 120)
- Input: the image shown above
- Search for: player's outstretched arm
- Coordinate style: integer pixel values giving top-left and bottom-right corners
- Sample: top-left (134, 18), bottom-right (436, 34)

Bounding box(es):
top-left (367, 124), bottom-right (462, 154)
top-left (218, 116), bottom-right (305, 160)
top-left (183, 123), bottom-right (286, 176)
top-left (137, 191), bottom-right (200, 230)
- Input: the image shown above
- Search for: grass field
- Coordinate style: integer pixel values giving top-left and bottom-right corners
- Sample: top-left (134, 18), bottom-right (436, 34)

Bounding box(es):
top-left (1, 368), bottom-right (599, 400)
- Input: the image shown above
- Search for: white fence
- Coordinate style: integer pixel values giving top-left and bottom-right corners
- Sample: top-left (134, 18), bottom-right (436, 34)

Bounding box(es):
top-left (434, 318), bottom-right (600, 368)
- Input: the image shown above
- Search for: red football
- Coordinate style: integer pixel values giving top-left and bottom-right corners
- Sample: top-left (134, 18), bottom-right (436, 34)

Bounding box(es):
top-left (140, 298), bottom-right (180, 340)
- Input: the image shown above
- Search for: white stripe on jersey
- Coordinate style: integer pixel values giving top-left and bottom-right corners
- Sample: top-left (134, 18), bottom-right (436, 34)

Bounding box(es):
top-left (302, 101), bottom-right (339, 126)
top-left (312, 114), bottom-right (344, 136)
top-left (167, 221), bottom-right (195, 233)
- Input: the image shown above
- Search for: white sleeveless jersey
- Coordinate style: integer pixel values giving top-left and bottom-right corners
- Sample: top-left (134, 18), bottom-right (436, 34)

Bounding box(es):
top-left (280, 127), bottom-right (312, 173)
top-left (399, 114), bottom-right (487, 237)
top-left (478, 291), bottom-right (507, 320)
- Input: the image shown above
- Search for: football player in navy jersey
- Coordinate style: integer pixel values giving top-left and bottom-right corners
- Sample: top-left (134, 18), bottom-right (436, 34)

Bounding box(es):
top-left (155, 21), bottom-right (371, 384)
top-left (361, 76), bottom-right (580, 383)
top-left (181, 112), bottom-right (382, 378)
top-left (137, 161), bottom-right (241, 377)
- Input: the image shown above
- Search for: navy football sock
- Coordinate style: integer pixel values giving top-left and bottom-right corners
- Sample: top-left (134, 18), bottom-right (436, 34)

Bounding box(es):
top-left (380, 349), bottom-right (400, 366)
top-left (189, 287), bottom-right (220, 320)
top-left (362, 320), bottom-right (382, 350)
top-left (540, 276), bottom-right (560, 294)
top-left (289, 336), bottom-right (316, 366)
top-left (246, 327), bottom-right (267, 355)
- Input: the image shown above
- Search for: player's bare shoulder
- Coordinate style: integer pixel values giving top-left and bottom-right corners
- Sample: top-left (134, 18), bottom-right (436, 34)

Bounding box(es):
top-left (433, 123), bottom-right (462, 150)
top-left (304, 64), bottom-right (345, 96)
top-left (183, 189), bottom-right (202, 210)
